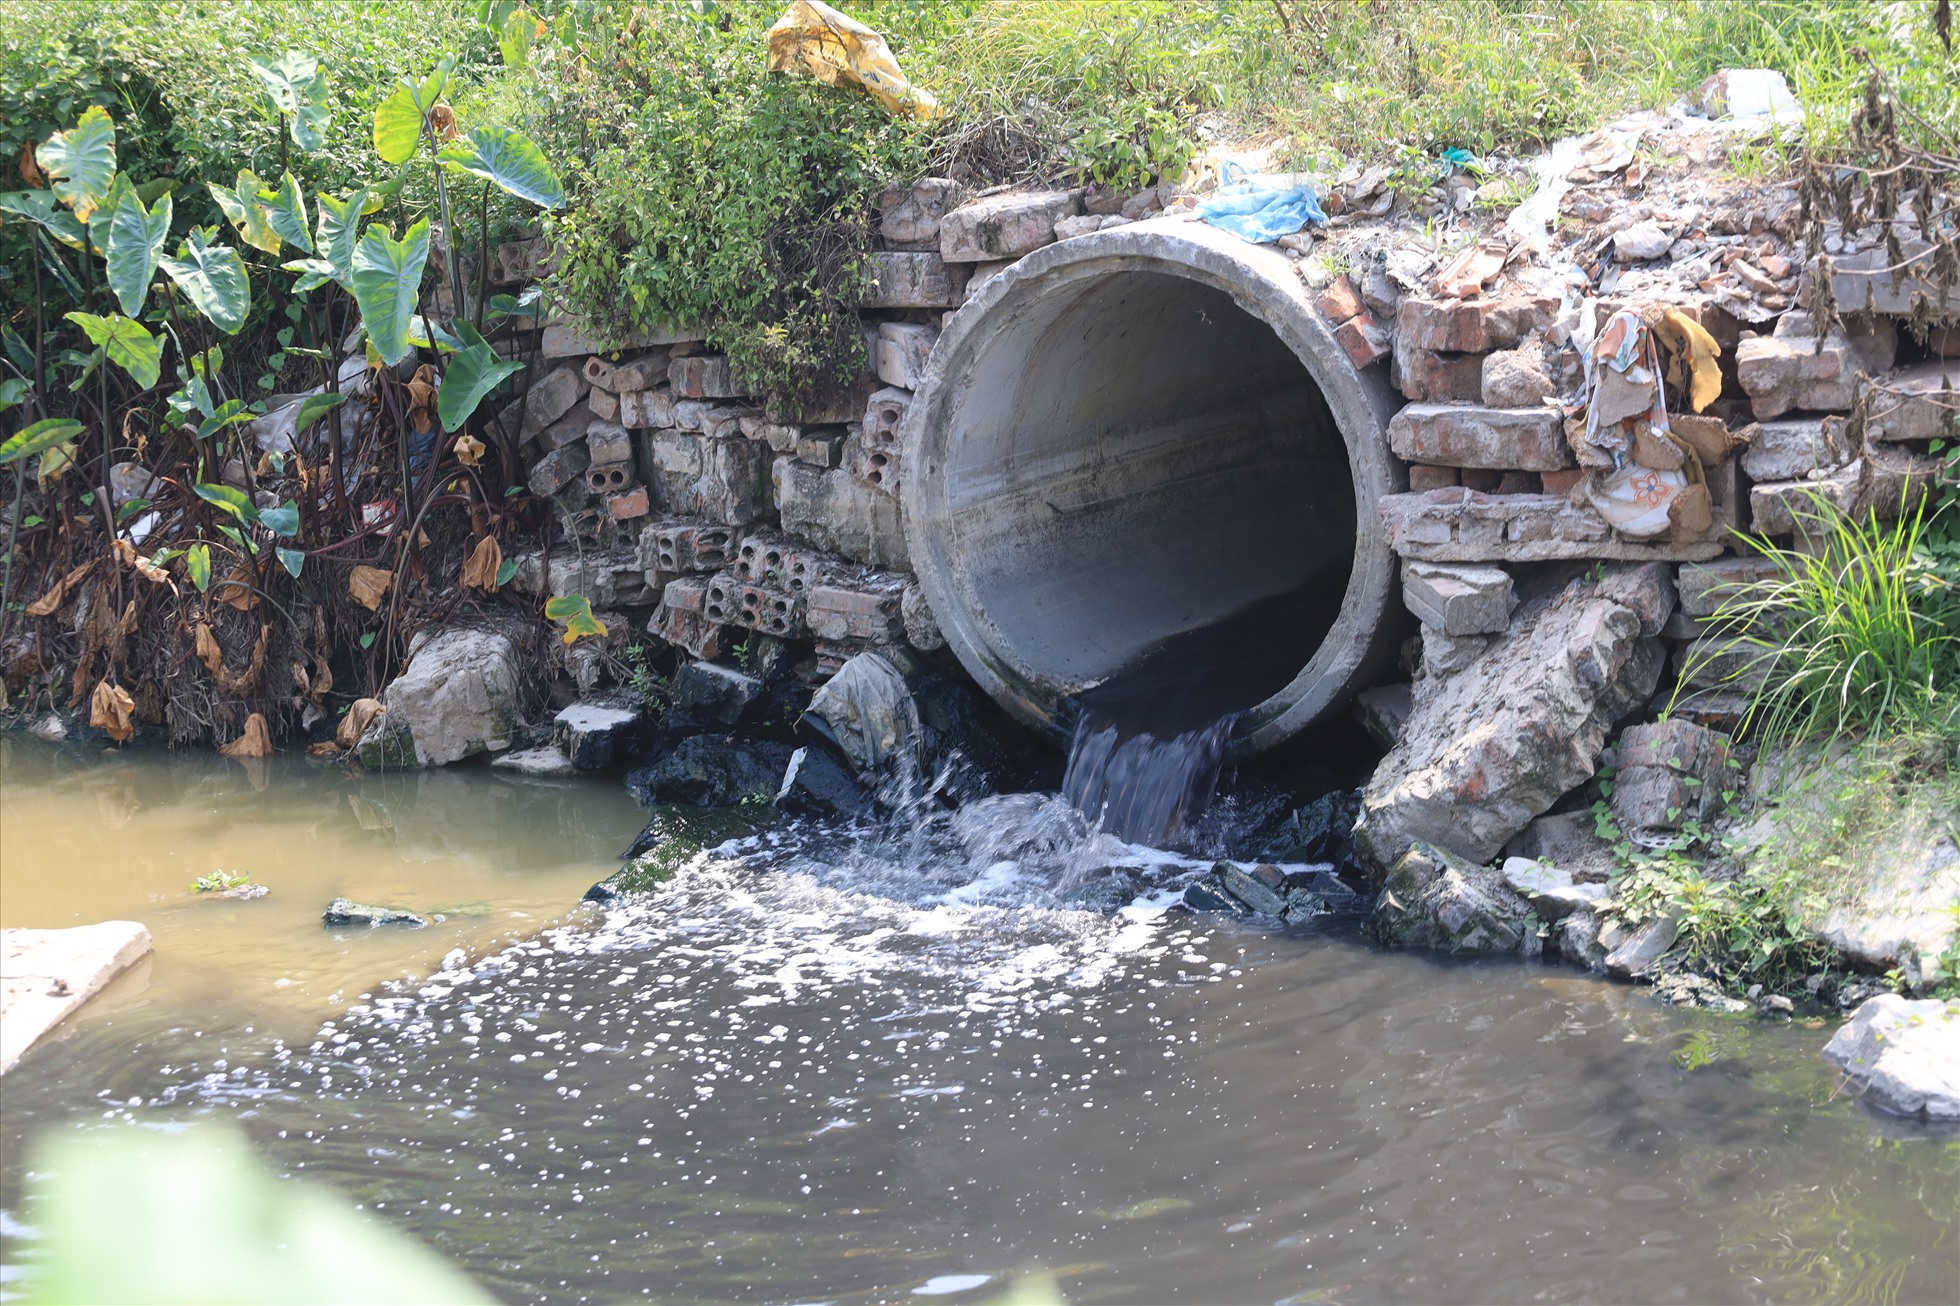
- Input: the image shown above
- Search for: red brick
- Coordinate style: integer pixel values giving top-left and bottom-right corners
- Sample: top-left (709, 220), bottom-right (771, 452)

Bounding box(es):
top-left (606, 486), bottom-right (650, 520)
top-left (1460, 469), bottom-right (1502, 492)
top-left (1496, 471), bottom-right (1541, 495)
top-left (1407, 465), bottom-right (1459, 491)
top-left (1540, 468), bottom-right (1585, 497)
top-left (1387, 403), bottom-right (1574, 471)
top-left (1317, 276), bottom-right (1364, 322)
top-left (1392, 348), bottom-right (1485, 402)
top-left (1396, 295), bottom-right (1553, 353)
top-left (1334, 312), bottom-right (1390, 368)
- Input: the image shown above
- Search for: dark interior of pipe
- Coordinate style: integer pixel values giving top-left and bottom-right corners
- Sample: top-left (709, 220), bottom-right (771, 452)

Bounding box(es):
top-left (940, 270), bottom-right (1358, 724)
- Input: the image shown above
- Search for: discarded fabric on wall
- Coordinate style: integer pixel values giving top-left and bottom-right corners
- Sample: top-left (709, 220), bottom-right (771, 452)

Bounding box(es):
top-left (766, 0), bottom-right (941, 121)
top-left (1194, 162), bottom-right (1328, 244)
top-left (1578, 307), bottom-right (1717, 540)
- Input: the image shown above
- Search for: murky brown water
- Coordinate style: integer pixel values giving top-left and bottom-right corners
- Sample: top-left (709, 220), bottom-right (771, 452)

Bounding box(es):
top-left (2, 739), bottom-right (1955, 1305)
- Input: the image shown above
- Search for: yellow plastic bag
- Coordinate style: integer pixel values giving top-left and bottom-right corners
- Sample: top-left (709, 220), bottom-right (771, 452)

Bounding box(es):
top-left (766, 0), bottom-right (941, 121)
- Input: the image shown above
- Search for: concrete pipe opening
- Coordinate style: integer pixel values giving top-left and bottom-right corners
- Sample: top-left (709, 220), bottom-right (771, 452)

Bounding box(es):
top-left (901, 219), bottom-right (1404, 755)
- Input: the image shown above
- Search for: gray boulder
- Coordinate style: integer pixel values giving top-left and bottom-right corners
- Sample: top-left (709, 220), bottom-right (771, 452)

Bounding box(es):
top-left (1356, 567), bottom-right (1668, 870)
top-left (1372, 841), bottom-right (1532, 954)
top-left (553, 700), bottom-right (643, 770)
top-left (1822, 996), bottom-right (1960, 1121)
top-left (357, 627), bottom-right (523, 768)
top-left (323, 898), bottom-right (430, 928)
top-left (625, 736), bottom-right (792, 809)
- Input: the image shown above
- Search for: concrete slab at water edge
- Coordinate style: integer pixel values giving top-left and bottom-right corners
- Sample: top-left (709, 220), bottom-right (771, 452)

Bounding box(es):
top-left (1, 921), bottom-right (152, 1074)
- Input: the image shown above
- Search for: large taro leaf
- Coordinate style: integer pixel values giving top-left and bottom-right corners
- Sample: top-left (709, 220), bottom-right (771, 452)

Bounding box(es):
top-left (437, 125), bottom-right (564, 209)
top-left (249, 52), bottom-right (330, 152)
top-left (0, 189), bottom-right (88, 248)
top-left (101, 184), bottom-right (172, 316)
top-left (210, 169), bottom-right (281, 255)
top-left (313, 188), bottom-right (368, 287)
top-left (0, 417), bottom-right (83, 466)
top-left (64, 312), bottom-right (162, 389)
top-left (350, 217), bottom-right (430, 367)
top-left (257, 173), bottom-right (311, 254)
top-left (161, 228), bottom-right (251, 334)
top-left (437, 340), bottom-right (522, 431)
top-left (372, 60), bottom-right (452, 166)
top-left (34, 105), bottom-right (116, 222)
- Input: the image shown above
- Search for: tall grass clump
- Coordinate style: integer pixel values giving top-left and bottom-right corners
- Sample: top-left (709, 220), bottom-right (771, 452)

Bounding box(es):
top-left (1677, 492), bottom-right (1959, 747)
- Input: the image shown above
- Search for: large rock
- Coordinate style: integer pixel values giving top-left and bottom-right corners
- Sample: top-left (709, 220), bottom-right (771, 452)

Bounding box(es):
top-left (1372, 842), bottom-right (1532, 954)
top-left (1815, 827), bottom-right (1960, 977)
top-left (1611, 719), bottom-right (1732, 846)
top-left (357, 627), bottom-right (523, 768)
top-left (772, 460), bottom-right (909, 569)
top-left (939, 190), bottom-right (1080, 262)
top-left (1, 922), bottom-right (152, 1074)
top-left (625, 736), bottom-right (793, 809)
top-left (1356, 567), bottom-right (1668, 869)
top-left (1822, 996), bottom-right (1960, 1121)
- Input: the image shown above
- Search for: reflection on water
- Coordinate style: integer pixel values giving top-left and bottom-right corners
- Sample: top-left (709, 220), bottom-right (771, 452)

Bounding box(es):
top-left (2, 739), bottom-right (1956, 1305)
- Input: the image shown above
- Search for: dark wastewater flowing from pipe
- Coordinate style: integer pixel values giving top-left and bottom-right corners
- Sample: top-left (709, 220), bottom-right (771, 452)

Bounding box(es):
top-left (1060, 578), bottom-right (1347, 845)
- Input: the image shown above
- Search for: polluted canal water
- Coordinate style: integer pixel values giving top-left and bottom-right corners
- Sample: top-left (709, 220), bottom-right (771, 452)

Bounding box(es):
top-left (2, 734), bottom-right (1957, 1305)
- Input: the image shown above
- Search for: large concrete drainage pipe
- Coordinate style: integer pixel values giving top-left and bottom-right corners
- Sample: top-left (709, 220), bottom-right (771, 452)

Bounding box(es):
top-left (901, 218), bottom-right (1405, 754)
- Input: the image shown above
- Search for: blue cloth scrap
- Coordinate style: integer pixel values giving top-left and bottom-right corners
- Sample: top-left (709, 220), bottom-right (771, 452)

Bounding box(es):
top-left (1194, 170), bottom-right (1328, 244)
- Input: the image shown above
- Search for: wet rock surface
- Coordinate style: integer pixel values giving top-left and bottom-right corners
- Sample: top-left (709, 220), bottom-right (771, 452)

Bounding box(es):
top-left (1371, 841), bottom-right (1532, 954)
top-left (322, 899), bottom-right (431, 928)
top-left (1823, 996), bottom-right (1960, 1122)
top-left (355, 627), bottom-right (524, 769)
top-left (625, 735), bottom-right (794, 809)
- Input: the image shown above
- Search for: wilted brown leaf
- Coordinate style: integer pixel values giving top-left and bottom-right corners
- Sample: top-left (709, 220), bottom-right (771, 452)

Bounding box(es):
top-left (336, 696), bottom-right (385, 750)
top-left (291, 660), bottom-right (312, 697)
top-left (453, 433), bottom-right (486, 468)
top-left (19, 139), bottom-right (46, 188)
top-left (349, 565), bottom-right (393, 611)
top-left (89, 679), bottom-right (136, 743)
top-left (25, 561), bottom-right (93, 617)
top-left (429, 103), bottom-right (460, 142)
top-left (194, 621), bottom-right (224, 676)
top-left (406, 363), bottom-right (438, 434)
top-left (308, 655), bottom-right (333, 703)
top-left (219, 561), bottom-right (258, 612)
top-left (307, 739), bottom-right (343, 758)
top-left (460, 534), bottom-right (503, 592)
top-left (219, 712), bottom-right (274, 758)
top-left (113, 540), bottom-right (172, 584)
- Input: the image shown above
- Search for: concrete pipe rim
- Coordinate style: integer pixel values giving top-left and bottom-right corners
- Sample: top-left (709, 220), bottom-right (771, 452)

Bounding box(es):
top-left (900, 216), bottom-right (1403, 755)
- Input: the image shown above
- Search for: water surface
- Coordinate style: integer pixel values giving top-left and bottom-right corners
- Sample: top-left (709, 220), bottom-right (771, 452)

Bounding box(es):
top-left (2, 740), bottom-right (1954, 1305)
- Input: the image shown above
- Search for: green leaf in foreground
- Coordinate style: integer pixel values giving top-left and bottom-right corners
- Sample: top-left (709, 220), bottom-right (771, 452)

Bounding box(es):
top-left (372, 84), bottom-right (423, 166)
top-left (0, 418), bottom-right (84, 466)
top-left (185, 542), bottom-right (211, 592)
top-left (544, 593), bottom-right (608, 646)
top-left (209, 169), bottom-right (281, 255)
top-left (276, 546), bottom-right (305, 578)
top-left (64, 312), bottom-right (162, 389)
top-left (194, 482), bottom-right (258, 523)
top-left (101, 184), bottom-right (173, 316)
top-left (249, 52), bottom-right (331, 152)
top-left (313, 189), bottom-right (368, 287)
top-left (293, 392), bottom-right (347, 436)
top-left (161, 228), bottom-right (251, 334)
top-left (35, 105), bottom-right (116, 222)
top-left (0, 189), bottom-right (88, 248)
top-left (437, 341), bottom-right (522, 431)
top-left (259, 502), bottom-right (300, 537)
top-left (437, 126), bottom-right (564, 209)
top-left (257, 173), bottom-right (311, 254)
top-left (351, 217), bottom-right (430, 367)
top-left (494, 556), bottom-right (520, 587)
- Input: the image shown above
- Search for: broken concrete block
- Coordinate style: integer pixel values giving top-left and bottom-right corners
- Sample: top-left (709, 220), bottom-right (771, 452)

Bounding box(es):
top-left (671, 661), bottom-right (762, 726)
top-left (1866, 361), bottom-right (1960, 444)
top-left (1378, 490), bottom-right (1726, 563)
top-left (581, 356), bottom-right (617, 389)
top-left (520, 365), bottom-right (590, 434)
top-left (808, 573), bottom-right (908, 643)
top-left (649, 596), bottom-right (726, 662)
top-left (1822, 995), bottom-right (1960, 1121)
top-left (640, 518), bottom-right (740, 576)
top-left (1357, 568), bottom-right (1666, 867)
top-left (963, 259), bottom-right (1015, 302)
top-left (862, 251), bottom-right (968, 309)
top-left (1421, 630), bottom-right (1492, 677)
top-left (848, 430), bottom-right (900, 495)
top-left (1, 921), bottom-right (154, 1073)
top-left (1053, 213), bottom-right (1104, 241)
top-left (541, 323), bottom-right (605, 358)
top-left (587, 388), bottom-right (620, 423)
top-left (863, 386), bottom-right (910, 447)
top-left (901, 581), bottom-right (944, 651)
top-left (586, 421), bottom-right (633, 466)
top-left (1749, 462), bottom-right (1862, 535)
top-left (1828, 239), bottom-right (1960, 316)
top-left (643, 430), bottom-right (770, 526)
top-left (1387, 403), bottom-right (1573, 471)
top-left (795, 429), bottom-right (847, 468)
top-left (1677, 555), bottom-right (1784, 618)
top-left (1737, 331), bottom-right (1874, 421)
top-left (1611, 718), bottom-right (1731, 844)
top-left (669, 353), bottom-right (743, 400)
top-left (1396, 295), bottom-right (1552, 354)
top-left (1317, 276), bottom-right (1364, 322)
top-left (1862, 441), bottom-right (1945, 519)
top-left (618, 385), bottom-right (676, 430)
top-left (733, 531), bottom-right (827, 596)
top-left (940, 189), bottom-right (1081, 262)
top-left (1481, 346), bottom-right (1555, 408)
top-left (1743, 416), bottom-right (1854, 483)
top-left (554, 701), bottom-right (643, 771)
top-left (1392, 348), bottom-right (1485, 403)
top-left (1402, 561), bottom-right (1516, 636)
top-left (608, 356), bottom-right (667, 392)
top-left (879, 177), bottom-right (967, 245)
top-left (874, 322), bottom-right (938, 390)
top-left (773, 459), bottom-right (909, 569)
top-left (586, 460), bottom-right (635, 495)
top-left (527, 442), bottom-right (590, 497)
top-left (1407, 465), bottom-right (1460, 491)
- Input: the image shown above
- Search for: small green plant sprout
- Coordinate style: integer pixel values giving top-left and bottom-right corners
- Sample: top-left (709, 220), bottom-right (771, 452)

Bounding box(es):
top-left (192, 869), bottom-right (252, 893)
